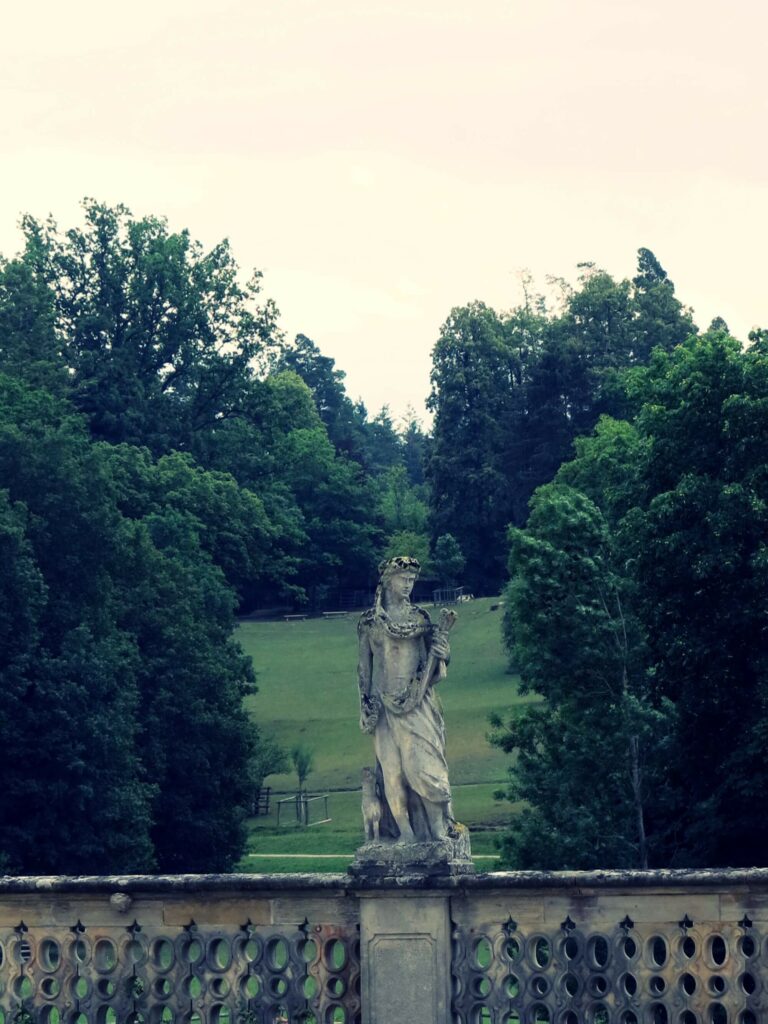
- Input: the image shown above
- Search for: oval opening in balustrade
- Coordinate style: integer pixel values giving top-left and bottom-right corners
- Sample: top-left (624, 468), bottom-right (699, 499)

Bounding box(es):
top-left (561, 936), bottom-right (581, 962)
top-left (681, 937), bottom-right (697, 960)
top-left (505, 938), bottom-right (522, 963)
top-left (39, 938), bottom-right (60, 972)
top-left (590, 1006), bottom-right (609, 1024)
top-left (325, 1007), bottom-right (346, 1024)
top-left (502, 1014), bottom-right (521, 1024)
top-left (324, 939), bottom-right (347, 972)
top-left (619, 1013), bottom-right (638, 1024)
top-left (71, 939), bottom-right (89, 966)
top-left (740, 971), bottom-right (756, 995)
top-left (211, 977), bottom-right (230, 1000)
top-left (267, 937), bottom-right (289, 972)
top-left (125, 939), bottom-right (146, 966)
top-left (623, 938), bottom-right (638, 960)
top-left (13, 938), bottom-right (33, 966)
top-left (269, 976), bottom-right (289, 998)
top-left (532, 1005), bottom-right (550, 1023)
top-left (589, 975), bottom-right (608, 997)
top-left (587, 936), bottom-right (610, 970)
top-left (680, 973), bottom-right (697, 996)
top-left (474, 1008), bottom-right (491, 1024)
top-left (738, 936), bottom-right (756, 959)
top-left (209, 1005), bottom-right (230, 1024)
top-left (101, 978), bottom-right (119, 999)
top-left (149, 1009), bottom-right (173, 1024)
top-left (621, 973), bottom-right (638, 997)
top-left (533, 938), bottom-right (551, 969)
top-left (180, 939), bottom-right (203, 965)
top-left (474, 937), bottom-right (493, 970)
top-left (680, 1013), bottom-right (698, 1024)
top-left (506, 973), bottom-right (520, 998)
top-left (304, 975), bottom-right (318, 999)
top-left (649, 1004), bottom-right (668, 1024)
top-left (739, 1012), bottom-right (757, 1024)
top-left (709, 1005), bottom-right (727, 1024)
top-left (208, 938), bottom-right (231, 972)
top-left (13, 974), bottom-right (34, 1000)
top-left (650, 976), bottom-right (666, 997)
top-left (708, 937), bottom-right (728, 968)
top-left (153, 976), bottom-right (174, 1000)
top-left (328, 976), bottom-right (347, 999)
top-left (96, 1006), bottom-right (117, 1024)
top-left (472, 975), bottom-right (492, 998)
top-left (241, 974), bottom-right (261, 998)
top-left (649, 937), bottom-right (668, 969)
top-left (184, 975), bottom-right (203, 1000)
top-left (94, 938), bottom-right (118, 974)
top-left (300, 938), bottom-right (318, 963)
top-left (41, 976), bottom-right (61, 999)
top-left (531, 975), bottom-right (549, 997)
top-left (239, 937), bottom-right (261, 963)
top-left (562, 972), bottom-right (579, 997)
top-left (40, 1008), bottom-right (61, 1024)
top-left (150, 938), bottom-right (174, 972)
top-left (708, 976), bottom-right (726, 996)
top-left (561, 1013), bottom-right (579, 1024)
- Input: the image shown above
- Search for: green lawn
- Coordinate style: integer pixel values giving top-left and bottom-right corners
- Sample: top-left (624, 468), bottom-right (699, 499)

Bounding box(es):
top-left (237, 597), bottom-right (529, 871)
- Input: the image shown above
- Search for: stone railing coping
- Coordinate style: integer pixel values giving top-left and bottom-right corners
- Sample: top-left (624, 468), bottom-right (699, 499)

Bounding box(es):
top-left (1, 868), bottom-right (768, 894)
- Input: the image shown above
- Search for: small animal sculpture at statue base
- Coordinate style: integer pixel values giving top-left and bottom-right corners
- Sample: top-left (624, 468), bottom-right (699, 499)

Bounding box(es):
top-left (361, 766), bottom-right (381, 841)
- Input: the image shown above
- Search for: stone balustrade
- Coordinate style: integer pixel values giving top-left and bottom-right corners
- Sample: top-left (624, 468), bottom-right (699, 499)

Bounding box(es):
top-left (0, 870), bottom-right (767, 1024)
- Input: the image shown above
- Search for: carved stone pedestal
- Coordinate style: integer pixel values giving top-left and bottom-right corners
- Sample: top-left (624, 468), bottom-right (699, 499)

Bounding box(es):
top-left (351, 830), bottom-right (473, 1024)
top-left (349, 825), bottom-right (475, 880)
top-left (357, 891), bottom-right (453, 1024)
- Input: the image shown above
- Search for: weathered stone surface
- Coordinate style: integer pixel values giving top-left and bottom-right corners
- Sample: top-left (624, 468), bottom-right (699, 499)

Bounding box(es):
top-left (360, 893), bottom-right (451, 1024)
top-left (350, 825), bottom-right (474, 879)
top-left (355, 555), bottom-right (471, 873)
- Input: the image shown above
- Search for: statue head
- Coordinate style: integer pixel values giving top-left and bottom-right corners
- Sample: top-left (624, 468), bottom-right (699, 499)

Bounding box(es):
top-left (377, 555), bottom-right (420, 604)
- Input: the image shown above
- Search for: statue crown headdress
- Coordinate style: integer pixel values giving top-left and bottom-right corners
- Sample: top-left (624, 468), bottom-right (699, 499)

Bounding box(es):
top-left (378, 555), bottom-right (421, 581)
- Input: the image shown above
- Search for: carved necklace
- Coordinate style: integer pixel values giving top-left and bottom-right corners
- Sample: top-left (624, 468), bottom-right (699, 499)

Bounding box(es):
top-left (375, 605), bottom-right (431, 640)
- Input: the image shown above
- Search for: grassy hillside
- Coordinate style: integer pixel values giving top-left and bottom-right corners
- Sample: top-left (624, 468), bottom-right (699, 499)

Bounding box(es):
top-left (237, 596), bottom-right (530, 870)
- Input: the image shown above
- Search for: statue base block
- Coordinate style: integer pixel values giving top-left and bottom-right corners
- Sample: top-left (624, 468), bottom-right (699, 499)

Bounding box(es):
top-left (349, 824), bottom-right (475, 880)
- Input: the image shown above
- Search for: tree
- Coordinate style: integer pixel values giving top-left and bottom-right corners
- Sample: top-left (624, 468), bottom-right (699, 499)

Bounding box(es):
top-left (630, 247), bottom-right (696, 362)
top-left (0, 376), bottom-right (155, 873)
top-left (0, 373), bottom-right (280, 872)
top-left (272, 333), bottom-right (368, 462)
top-left (428, 302), bottom-right (527, 594)
top-left (495, 329), bottom-right (768, 869)
top-left (432, 534), bottom-right (465, 587)
top-left (291, 745), bottom-right (314, 792)
top-left (492, 483), bottom-right (660, 869)
top-left (18, 199), bottom-right (281, 453)
top-left (381, 529), bottom-right (432, 570)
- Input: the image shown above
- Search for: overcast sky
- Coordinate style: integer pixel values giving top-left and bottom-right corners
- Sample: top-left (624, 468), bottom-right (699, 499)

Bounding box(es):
top-left (2, 0), bottom-right (767, 420)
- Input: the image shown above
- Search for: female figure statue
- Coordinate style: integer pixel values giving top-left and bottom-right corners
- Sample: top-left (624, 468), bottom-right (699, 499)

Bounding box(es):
top-left (357, 556), bottom-right (456, 843)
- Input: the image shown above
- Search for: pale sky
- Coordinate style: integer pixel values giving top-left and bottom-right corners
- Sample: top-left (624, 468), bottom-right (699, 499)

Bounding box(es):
top-left (2, 0), bottom-right (767, 420)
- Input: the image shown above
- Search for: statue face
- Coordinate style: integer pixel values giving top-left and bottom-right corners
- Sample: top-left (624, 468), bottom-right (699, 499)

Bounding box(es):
top-left (386, 572), bottom-right (416, 601)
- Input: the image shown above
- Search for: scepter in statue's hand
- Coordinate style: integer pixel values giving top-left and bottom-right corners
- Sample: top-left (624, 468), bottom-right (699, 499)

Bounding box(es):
top-left (425, 607), bottom-right (457, 689)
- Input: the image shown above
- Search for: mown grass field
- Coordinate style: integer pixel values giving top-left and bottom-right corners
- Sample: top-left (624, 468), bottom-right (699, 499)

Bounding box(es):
top-left (236, 597), bottom-right (530, 871)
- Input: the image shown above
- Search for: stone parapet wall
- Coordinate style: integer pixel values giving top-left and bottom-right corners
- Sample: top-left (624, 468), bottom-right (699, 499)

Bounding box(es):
top-left (0, 871), bottom-right (767, 1023)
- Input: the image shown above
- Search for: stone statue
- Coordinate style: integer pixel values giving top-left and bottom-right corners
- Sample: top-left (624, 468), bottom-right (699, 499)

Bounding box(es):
top-left (356, 556), bottom-right (461, 847)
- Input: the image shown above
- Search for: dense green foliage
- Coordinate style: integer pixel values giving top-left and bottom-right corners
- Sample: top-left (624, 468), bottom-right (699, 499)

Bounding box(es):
top-left (0, 199), bottom-right (434, 872)
top-left (3, 196), bottom-right (763, 874)
top-left (427, 253), bottom-right (695, 594)
top-left (494, 330), bottom-right (768, 868)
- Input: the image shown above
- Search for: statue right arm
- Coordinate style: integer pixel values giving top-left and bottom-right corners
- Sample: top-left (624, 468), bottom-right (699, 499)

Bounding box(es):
top-left (357, 620), bottom-right (378, 733)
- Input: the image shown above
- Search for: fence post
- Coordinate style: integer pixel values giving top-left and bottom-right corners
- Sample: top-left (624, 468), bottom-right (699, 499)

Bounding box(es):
top-left (359, 890), bottom-right (452, 1024)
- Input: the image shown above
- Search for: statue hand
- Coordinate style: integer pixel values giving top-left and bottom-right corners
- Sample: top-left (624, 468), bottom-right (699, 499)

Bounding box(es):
top-left (429, 636), bottom-right (450, 661)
